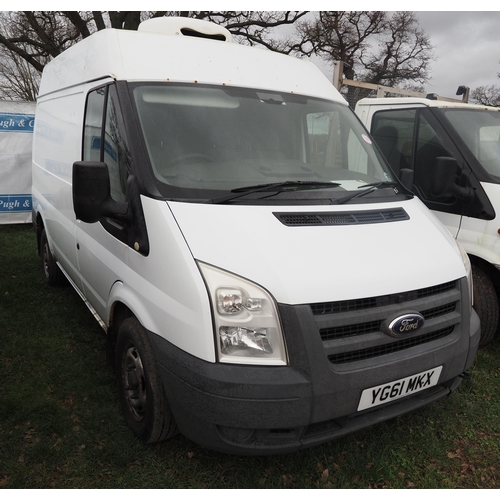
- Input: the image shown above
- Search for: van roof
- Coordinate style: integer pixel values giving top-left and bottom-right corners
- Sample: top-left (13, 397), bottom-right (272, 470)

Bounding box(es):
top-left (38, 18), bottom-right (343, 104)
top-left (356, 97), bottom-right (500, 112)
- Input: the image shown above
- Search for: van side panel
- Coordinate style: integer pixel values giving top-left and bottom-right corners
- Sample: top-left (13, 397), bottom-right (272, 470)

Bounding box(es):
top-left (32, 89), bottom-right (84, 289)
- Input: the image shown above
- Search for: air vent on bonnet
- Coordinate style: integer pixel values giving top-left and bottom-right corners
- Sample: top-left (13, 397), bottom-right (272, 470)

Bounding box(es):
top-left (274, 208), bottom-right (409, 226)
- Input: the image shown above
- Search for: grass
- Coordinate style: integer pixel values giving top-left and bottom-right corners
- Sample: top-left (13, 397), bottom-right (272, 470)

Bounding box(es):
top-left (1, 223), bottom-right (500, 488)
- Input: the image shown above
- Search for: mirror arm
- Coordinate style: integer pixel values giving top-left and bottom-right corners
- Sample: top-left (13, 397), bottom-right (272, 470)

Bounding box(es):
top-left (399, 168), bottom-right (414, 191)
top-left (432, 157), bottom-right (473, 202)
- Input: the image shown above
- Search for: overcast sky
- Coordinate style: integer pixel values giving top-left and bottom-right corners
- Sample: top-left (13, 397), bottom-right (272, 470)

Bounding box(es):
top-left (415, 11), bottom-right (500, 96)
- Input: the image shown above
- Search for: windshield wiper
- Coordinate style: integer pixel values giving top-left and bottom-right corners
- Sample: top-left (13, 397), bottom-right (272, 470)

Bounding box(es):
top-left (231, 181), bottom-right (342, 193)
top-left (333, 181), bottom-right (398, 205)
top-left (332, 187), bottom-right (376, 205)
top-left (358, 181), bottom-right (399, 189)
top-left (332, 181), bottom-right (399, 205)
top-left (210, 181), bottom-right (341, 204)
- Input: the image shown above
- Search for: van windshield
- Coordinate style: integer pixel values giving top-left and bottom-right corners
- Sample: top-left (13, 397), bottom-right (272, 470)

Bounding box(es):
top-left (442, 108), bottom-right (500, 180)
top-left (132, 83), bottom-right (397, 202)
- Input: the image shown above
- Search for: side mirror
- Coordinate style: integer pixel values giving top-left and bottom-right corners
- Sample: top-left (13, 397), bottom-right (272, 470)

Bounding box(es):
top-left (73, 161), bottom-right (129, 223)
top-left (432, 157), bottom-right (473, 202)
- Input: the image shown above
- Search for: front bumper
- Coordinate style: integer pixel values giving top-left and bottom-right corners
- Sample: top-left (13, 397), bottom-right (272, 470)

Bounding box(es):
top-left (149, 288), bottom-right (480, 455)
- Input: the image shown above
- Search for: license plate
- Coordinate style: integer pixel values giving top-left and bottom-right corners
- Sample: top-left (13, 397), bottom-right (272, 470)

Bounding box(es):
top-left (357, 366), bottom-right (443, 411)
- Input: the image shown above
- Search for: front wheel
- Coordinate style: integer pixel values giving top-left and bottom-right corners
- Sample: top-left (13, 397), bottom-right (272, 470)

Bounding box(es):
top-left (115, 317), bottom-right (177, 443)
top-left (472, 265), bottom-right (499, 348)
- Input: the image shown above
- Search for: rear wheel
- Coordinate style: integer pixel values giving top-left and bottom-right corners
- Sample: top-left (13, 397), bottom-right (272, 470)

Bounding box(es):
top-left (472, 265), bottom-right (499, 348)
top-left (40, 229), bottom-right (65, 286)
top-left (115, 317), bottom-right (177, 443)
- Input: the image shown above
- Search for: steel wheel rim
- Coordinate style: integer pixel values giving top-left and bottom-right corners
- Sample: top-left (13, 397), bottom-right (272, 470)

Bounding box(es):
top-left (42, 242), bottom-right (50, 279)
top-left (123, 345), bottom-right (147, 421)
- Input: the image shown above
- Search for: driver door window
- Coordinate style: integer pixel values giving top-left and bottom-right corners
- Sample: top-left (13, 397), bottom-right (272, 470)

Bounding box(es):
top-left (83, 85), bottom-right (131, 204)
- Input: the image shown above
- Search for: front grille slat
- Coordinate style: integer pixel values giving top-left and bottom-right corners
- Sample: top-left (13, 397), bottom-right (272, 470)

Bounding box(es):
top-left (312, 281), bottom-right (456, 316)
top-left (321, 320), bottom-right (381, 341)
top-left (327, 327), bottom-right (454, 364)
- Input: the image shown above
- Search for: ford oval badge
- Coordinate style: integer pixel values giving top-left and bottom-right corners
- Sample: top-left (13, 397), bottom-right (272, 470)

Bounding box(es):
top-left (386, 313), bottom-right (425, 337)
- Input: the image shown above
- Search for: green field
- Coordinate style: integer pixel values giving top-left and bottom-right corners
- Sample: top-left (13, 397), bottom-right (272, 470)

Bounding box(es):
top-left (1, 223), bottom-right (499, 488)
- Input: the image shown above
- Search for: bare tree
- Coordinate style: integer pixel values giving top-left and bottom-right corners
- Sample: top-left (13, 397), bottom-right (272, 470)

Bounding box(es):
top-left (0, 11), bottom-right (307, 101)
top-left (471, 85), bottom-right (500, 107)
top-left (293, 12), bottom-right (387, 80)
top-left (471, 64), bottom-right (500, 107)
top-left (0, 11), bottom-right (79, 99)
top-left (358, 12), bottom-right (433, 87)
top-left (290, 11), bottom-right (434, 105)
top-left (196, 11), bottom-right (307, 52)
top-left (0, 50), bottom-right (42, 101)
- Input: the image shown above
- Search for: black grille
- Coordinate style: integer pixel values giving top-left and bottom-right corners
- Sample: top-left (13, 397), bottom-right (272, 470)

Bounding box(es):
top-left (327, 327), bottom-right (454, 364)
top-left (274, 208), bottom-right (409, 227)
top-left (308, 279), bottom-right (461, 364)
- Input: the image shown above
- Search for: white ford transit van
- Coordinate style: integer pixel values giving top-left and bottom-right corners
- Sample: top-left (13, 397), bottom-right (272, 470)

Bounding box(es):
top-left (32, 17), bottom-right (480, 455)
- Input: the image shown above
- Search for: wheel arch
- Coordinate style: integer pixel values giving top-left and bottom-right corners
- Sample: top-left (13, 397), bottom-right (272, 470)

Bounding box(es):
top-left (107, 281), bottom-right (158, 333)
top-left (106, 300), bottom-right (134, 368)
top-left (468, 254), bottom-right (500, 291)
top-left (106, 282), bottom-right (158, 367)
top-left (468, 254), bottom-right (500, 347)
top-left (34, 212), bottom-right (45, 257)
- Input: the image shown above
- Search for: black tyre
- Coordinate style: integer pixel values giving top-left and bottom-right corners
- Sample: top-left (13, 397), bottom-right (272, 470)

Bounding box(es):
top-left (472, 265), bottom-right (499, 348)
top-left (115, 317), bottom-right (177, 443)
top-left (40, 229), bottom-right (66, 286)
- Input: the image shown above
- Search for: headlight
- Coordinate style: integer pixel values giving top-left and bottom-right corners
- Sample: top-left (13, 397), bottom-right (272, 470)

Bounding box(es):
top-left (198, 262), bottom-right (288, 365)
top-left (457, 242), bottom-right (473, 309)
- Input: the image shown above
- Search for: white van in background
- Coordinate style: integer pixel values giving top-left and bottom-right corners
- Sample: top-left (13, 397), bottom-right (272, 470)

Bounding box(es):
top-left (355, 97), bottom-right (500, 347)
top-left (32, 17), bottom-right (480, 455)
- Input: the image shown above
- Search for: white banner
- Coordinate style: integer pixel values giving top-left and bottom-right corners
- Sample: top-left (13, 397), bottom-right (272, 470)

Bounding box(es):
top-left (0, 100), bottom-right (36, 224)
